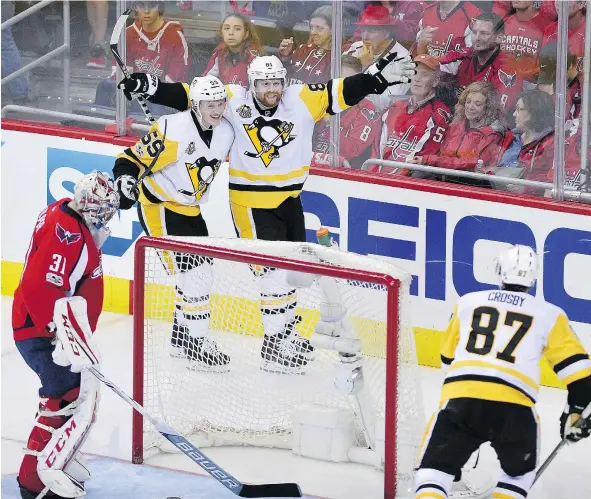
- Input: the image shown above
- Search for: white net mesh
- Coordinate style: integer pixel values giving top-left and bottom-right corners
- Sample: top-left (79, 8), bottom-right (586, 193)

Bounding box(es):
top-left (136, 236), bottom-right (424, 495)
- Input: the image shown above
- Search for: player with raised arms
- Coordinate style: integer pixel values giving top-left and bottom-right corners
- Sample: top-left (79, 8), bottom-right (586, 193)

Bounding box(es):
top-left (414, 245), bottom-right (591, 499)
top-left (12, 171), bottom-right (119, 498)
top-left (113, 75), bottom-right (234, 371)
top-left (116, 53), bottom-right (416, 373)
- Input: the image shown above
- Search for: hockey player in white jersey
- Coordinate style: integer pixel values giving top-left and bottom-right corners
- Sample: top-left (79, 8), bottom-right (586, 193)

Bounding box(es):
top-left (113, 75), bottom-right (234, 371)
top-left (414, 245), bottom-right (591, 499)
top-left (117, 53), bottom-right (416, 372)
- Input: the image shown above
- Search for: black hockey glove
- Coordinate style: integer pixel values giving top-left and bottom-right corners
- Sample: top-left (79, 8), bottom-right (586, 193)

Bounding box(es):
top-left (366, 52), bottom-right (417, 94)
top-left (117, 73), bottom-right (159, 101)
top-left (560, 403), bottom-right (591, 442)
top-left (115, 175), bottom-right (139, 210)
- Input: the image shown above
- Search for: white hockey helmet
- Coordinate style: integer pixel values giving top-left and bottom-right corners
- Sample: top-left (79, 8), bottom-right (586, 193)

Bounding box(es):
top-left (496, 244), bottom-right (538, 289)
top-left (189, 75), bottom-right (227, 119)
top-left (247, 55), bottom-right (287, 90)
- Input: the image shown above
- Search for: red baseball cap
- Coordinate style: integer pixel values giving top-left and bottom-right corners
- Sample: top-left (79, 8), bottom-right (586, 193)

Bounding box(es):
top-left (414, 54), bottom-right (440, 71)
top-left (357, 5), bottom-right (393, 28)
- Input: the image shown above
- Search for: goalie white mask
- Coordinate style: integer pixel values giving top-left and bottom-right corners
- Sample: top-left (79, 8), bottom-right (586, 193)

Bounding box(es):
top-left (496, 244), bottom-right (538, 289)
top-left (73, 171), bottom-right (119, 248)
top-left (189, 75), bottom-right (227, 128)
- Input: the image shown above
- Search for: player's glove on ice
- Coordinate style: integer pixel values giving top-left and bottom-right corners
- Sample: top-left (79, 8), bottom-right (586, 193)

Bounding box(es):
top-left (560, 403), bottom-right (591, 442)
top-left (367, 52), bottom-right (417, 94)
top-left (116, 175), bottom-right (139, 210)
top-left (117, 72), bottom-right (159, 101)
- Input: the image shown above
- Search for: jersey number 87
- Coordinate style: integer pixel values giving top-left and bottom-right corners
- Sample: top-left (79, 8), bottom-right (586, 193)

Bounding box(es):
top-left (466, 306), bottom-right (533, 364)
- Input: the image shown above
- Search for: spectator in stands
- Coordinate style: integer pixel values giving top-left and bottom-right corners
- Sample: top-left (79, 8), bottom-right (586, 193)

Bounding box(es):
top-left (408, 81), bottom-right (513, 180)
top-left (87, 0), bottom-right (109, 68)
top-left (501, 1), bottom-right (553, 84)
top-left (370, 54), bottom-right (452, 175)
top-left (542, 0), bottom-right (586, 76)
top-left (537, 42), bottom-right (581, 121)
top-left (203, 12), bottom-right (262, 87)
top-left (311, 56), bottom-right (383, 169)
top-left (95, 1), bottom-right (188, 113)
top-left (279, 6), bottom-right (332, 85)
top-left (563, 114), bottom-right (591, 190)
top-left (343, 4), bottom-right (407, 69)
top-left (500, 90), bottom-right (555, 194)
top-left (1, 1), bottom-right (29, 104)
top-left (412, 1), bottom-right (482, 57)
top-left (439, 12), bottom-right (523, 110)
top-left (492, 0), bottom-right (513, 18)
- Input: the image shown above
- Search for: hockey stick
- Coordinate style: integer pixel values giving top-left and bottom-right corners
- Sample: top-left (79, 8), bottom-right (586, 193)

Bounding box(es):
top-left (110, 8), bottom-right (155, 124)
top-left (533, 401), bottom-right (591, 484)
top-left (132, 119), bottom-right (167, 193)
top-left (86, 367), bottom-right (302, 498)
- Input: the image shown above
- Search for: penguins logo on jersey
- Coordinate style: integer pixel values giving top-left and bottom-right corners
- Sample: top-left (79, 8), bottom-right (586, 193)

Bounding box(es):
top-left (243, 117), bottom-right (295, 167)
top-left (180, 157), bottom-right (222, 199)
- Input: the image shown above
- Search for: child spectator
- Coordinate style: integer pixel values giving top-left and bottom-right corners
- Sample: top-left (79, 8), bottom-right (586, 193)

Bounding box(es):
top-left (94, 2), bottom-right (188, 112)
top-left (501, 1), bottom-right (553, 84)
top-left (408, 81), bottom-right (513, 178)
top-left (439, 12), bottom-right (524, 110)
top-left (413, 1), bottom-right (482, 57)
top-left (203, 12), bottom-right (262, 87)
top-left (279, 6), bottom-right (332, 85)
top-left (311, 56), bottom-right (383, 169)
top-left (370, 54), bottom-right (452, 174)
top-left (500, 90), bottom-right (555, 194)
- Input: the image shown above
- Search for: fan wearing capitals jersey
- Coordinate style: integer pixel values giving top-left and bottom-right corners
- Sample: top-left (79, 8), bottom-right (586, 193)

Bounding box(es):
top-left (412, 1), bottom-right (482, 58)
top-left (279, 6), bottom-right (332, 86)
top-left (439, 12), bottom-right (524, 111)
top-left (12, 172), bottom-right (119, 499)
top-left (311, 56), bottom-right (383, 169)
top-left (370, 54), bottom-right (452, 175)
top-left (203, 12), bottom-right (263, 87)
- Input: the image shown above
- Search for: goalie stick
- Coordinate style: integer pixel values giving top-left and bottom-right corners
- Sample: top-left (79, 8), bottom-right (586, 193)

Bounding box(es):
top-left (110, 8), bottom-right (155, 124)
top-left (533, 401), bottom-right (591, 484)
top-left (86, 367), bottom-right (302, 498)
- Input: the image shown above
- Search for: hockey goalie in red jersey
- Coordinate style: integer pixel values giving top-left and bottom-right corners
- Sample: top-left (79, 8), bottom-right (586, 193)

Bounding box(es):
top-left (12, 171), bottom-right (119, 499)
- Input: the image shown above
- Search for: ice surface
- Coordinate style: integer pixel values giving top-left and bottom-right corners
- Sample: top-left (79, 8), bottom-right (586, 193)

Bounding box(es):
top-left (2, 297), bottom-right (590, 498)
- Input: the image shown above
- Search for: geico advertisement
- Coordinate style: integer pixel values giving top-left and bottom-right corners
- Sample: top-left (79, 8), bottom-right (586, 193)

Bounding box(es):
top-left (1, 130), bottom-right (590, 337)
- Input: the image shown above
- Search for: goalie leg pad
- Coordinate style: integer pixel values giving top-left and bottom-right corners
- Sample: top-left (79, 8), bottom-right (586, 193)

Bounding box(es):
top-left (37, 370), bottom-right (100, 497)
top-left (259, 269), bottom-right (296, 337)
top-left (177, 259), bottom-right (213, 337)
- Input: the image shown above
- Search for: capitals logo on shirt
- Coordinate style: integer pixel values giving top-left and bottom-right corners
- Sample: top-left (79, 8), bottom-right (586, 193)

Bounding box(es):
top-left (243, 117), bottom-right (295, 167)
top-left (498, 69), bottom-right (517, 88)
top-left (180, 157), bottom-right (222, 200)
top-left (55, 223), bottom-right (82, 245)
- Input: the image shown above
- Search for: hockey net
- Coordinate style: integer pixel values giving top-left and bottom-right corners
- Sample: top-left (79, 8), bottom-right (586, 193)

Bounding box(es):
top-left (132, 235), bottom-right (424, 497)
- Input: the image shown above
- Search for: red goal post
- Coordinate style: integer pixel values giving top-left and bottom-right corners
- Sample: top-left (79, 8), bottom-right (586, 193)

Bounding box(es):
top-left (132, 235), bottom-right (418, 499)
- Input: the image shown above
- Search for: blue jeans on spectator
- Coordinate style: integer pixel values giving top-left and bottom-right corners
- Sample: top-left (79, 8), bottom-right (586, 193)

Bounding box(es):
top-left (1, 2), bottom-right (29, 99)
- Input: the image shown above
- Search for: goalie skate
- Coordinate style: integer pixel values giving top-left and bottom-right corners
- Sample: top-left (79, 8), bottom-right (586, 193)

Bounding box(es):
top-left (184, 336), bottom-right (230, 373)
top-left (260, 318), bottom-right (314, 374)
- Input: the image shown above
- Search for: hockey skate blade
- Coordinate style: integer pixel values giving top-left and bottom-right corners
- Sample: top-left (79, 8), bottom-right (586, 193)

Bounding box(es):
top-left (259, 360), bottom-right (308, 376)
top-left (169, 345), bottom-right (186, 359)
top-left (186, 360), bottom-right (231, 373)
top-left (239, 482), bottom-right (302, 497)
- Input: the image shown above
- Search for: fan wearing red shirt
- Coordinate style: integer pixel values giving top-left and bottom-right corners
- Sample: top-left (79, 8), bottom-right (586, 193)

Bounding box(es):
top-left (278, 6), bottom-right (332, 85)
top-left (413, 1), bottom-right (482, 57)
top-left (501, 1), bottom-right (554, 83)
top-left (311, 56), bottom-right (383, 169)
top-left (203, 12), bottom-right (263, 87)
top-left (439, 12), bottom-right (524, 110)
top-left (542, 0), bottom-right (586, 75)
top-left (125, 1), bottom-right (189, 83)
top-left (409, 81), bottom-right (514, 175)
top-left (370, 54), bottom-right (452, 174)
top-left (13, 172), bottom-right (119, 499)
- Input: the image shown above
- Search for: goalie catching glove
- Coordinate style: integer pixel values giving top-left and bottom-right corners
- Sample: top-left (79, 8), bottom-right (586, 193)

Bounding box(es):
top-left (117, 72), bottom-right (159, 101)
top-left (366, 52), bottom-right (417, 94)
top-left (51, 296), bottom-right (101, 372)
top-left (560, 403), bottom-right (591, 442)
